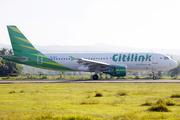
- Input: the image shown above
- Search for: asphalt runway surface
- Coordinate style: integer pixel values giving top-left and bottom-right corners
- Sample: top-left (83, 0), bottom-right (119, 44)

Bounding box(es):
top-left (0, 79), bottom-right (180, 84)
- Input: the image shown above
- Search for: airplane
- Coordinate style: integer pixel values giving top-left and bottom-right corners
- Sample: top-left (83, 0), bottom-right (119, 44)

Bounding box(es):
top-left (1, 25), bottom-right (178, 80)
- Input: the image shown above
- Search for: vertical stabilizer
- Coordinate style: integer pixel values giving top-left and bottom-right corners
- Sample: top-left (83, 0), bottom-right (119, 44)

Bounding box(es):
top-left (7, 26), bottom-right (40, 56)
top-left (5, 25), bottom-right (72, 71)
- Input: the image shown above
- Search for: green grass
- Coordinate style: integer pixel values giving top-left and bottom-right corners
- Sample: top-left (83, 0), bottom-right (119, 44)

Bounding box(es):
top-left (0, 83), bottom-right (180, 119)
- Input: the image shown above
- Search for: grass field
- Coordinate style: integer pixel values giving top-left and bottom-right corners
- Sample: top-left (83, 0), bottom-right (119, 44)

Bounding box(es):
top-left (0, 74), bottom-right (179, 80)
top-left (0, 83), bottom-right (180, 120)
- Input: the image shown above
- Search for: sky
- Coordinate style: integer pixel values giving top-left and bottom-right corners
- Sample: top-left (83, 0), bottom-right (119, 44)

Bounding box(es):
top-left (0, 0), bottom-right (180, 49)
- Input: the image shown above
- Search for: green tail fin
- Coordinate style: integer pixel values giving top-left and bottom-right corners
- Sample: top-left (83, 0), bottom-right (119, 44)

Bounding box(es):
top-left (6, 25), bottom-right (73, 71)
top-left (7, 26), bottom-right (40, 56)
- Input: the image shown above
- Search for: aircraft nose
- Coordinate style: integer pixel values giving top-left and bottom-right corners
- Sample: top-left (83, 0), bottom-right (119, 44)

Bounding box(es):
top-left (171, 60), bottom-right (178, 68)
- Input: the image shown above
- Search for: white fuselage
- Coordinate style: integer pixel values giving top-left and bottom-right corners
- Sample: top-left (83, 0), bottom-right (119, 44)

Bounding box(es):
top-left (44, 52), bottom-right (178, 72)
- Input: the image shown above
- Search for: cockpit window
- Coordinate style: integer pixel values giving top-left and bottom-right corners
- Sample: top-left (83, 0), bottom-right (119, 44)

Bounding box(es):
top-left (164, 57), bottom-right (169, 60)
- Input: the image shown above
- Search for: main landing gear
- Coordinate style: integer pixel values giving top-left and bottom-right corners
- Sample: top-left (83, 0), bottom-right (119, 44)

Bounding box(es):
top-left (93, 74), bottom-right (99, 80)
top-left (152, 71), bottom-right (156, 80)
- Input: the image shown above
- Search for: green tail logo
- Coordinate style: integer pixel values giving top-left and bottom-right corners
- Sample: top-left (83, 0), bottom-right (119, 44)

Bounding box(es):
top-left (70, 56), bottom-right (75, 61)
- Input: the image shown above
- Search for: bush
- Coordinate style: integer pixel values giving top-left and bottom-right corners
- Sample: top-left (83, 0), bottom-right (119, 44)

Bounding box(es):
top-left (134, 75), bottom-right (140, 79)
top-left (26, 74), bottom-right (37, 79)
top-left (148, 73), bottom-right (153, 78)
top-left (41, 74), bottom-right (47, 79)
top-left (148, 104), bottom-right (171, 112)
top-left (116, 90), bottom-right (128, 96)
top-left (141, 100), bottom-right (152, 106)
top-left (20, 90), bottom-right (25, 93)
top-left (94, 92), bottom-right (103, 97)
top-left (9, 91), bottom-right (15, 94)
top-left (170, 94), bottom-right (180, 98)
top-left (156, 98), bottom-right (166, 104)
top-left (156, 98), bottom-right (176, 106)
top-left (166, 99), bottom-right (176, 106)
top-left (145, 98), bottom-right (174, 112)
top-left (6, 75), bottom-right (11, 79)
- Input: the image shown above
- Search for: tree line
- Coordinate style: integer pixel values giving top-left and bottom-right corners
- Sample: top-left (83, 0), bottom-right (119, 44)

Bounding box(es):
top-left (168, 61), bottom-right (180, 77)
top-left (0, 48), bottom-right (23, 77)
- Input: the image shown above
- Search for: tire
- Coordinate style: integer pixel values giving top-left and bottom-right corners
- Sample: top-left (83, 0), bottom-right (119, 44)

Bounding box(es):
top-left (93, 74), bottom-right (99, 80)
top-left (153, 76), bottom-right (156, 80)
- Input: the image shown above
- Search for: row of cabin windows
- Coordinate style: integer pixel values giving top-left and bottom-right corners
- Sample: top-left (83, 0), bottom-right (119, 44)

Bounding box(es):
top-left (87, 57), bottom-right (109, 60)
top-left (51, 57), bottom-right (110, 61)
top-left (51, 57), bottom-right (152, 61)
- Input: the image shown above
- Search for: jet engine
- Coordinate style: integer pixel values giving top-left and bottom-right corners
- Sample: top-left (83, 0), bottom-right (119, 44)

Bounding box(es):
top-left (108, 66), bottom-right (126, 76)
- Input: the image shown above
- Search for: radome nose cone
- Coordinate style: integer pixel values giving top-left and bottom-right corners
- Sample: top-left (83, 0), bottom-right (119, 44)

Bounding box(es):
top-left (173, 61), bottom-right (178, 68)
top-left (175, 61), bottom-right (178, 67)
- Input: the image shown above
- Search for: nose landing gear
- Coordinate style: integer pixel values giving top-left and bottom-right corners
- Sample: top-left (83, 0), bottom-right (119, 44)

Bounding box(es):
top-left (152, 71), bottom-right (156, 80)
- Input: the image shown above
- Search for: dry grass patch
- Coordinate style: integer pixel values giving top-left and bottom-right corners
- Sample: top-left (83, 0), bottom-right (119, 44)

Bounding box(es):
top-left (116, 90), bottom-right (128, 96)
top-left (9, 91), bottom-right (15, 94)
top-left (94, 92), bottom-right (103, 97)
top-left (170, 94), bottom-right (180, 98)
top-left (81, 98), bottom-right (99, 105)
top-left (148, 104), bottom-right (171, 112)
top-left (141, 100), bottom-right (152, 106)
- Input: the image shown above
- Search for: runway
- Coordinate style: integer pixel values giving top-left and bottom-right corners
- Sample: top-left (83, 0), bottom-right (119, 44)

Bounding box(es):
top-left (0, 79), bottom-right (180, 84)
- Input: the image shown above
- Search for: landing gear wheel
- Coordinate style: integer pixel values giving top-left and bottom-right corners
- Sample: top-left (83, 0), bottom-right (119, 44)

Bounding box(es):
top-left (152, 71), bottom-right (156, 80)
top-left (93, 74), bottom-right (99, 80)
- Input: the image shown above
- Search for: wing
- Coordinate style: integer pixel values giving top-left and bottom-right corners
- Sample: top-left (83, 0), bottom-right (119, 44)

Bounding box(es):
top-left (76, 58), bottom-right (110, 72)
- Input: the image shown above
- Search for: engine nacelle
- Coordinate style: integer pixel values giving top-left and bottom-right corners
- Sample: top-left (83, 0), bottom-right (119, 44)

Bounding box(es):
top-left (109, 66), bottom-right (126, 76)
